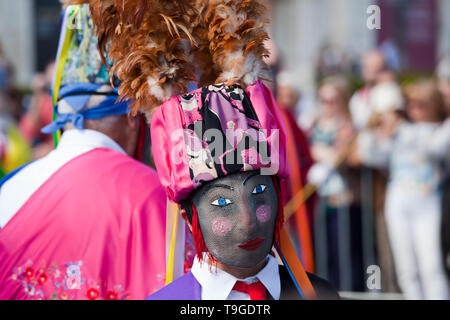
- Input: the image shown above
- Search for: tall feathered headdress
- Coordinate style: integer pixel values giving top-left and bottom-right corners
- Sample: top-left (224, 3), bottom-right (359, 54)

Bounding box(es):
top-left (70, 0), bottom-right (271, 119)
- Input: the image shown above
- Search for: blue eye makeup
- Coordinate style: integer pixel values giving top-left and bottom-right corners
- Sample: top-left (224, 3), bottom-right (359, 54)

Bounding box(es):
top-left (252, 184), bottom-right (267, 194)
top-left (211, 197), bottom-right (232, 207)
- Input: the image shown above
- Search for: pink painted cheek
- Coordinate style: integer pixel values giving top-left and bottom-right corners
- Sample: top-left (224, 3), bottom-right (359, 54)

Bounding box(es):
top-left (211, 217), bottom-right (233, 237)
top-left (256, 205), bottom-right (272, 223)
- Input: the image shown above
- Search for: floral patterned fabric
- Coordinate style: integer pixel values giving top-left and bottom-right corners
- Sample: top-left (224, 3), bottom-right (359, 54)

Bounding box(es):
top-left (0, 149), bottom-right (166, 300)
top-left (180, 83), bottom-right (272, 187)
top-left (9, 260), bottom-right (129, 300)
top-left (60, 5), bottom-right (112, 87)
top-left (151, 80), bottom-right (289, 203)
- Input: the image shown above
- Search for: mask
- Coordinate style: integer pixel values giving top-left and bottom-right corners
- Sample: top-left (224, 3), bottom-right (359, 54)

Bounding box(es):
top-left (191, 171), bottom-right (278, 268)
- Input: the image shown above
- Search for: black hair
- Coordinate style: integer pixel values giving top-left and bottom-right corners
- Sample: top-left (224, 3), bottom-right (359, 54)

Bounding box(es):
top-left (180, 198), bottom-right (194, 223)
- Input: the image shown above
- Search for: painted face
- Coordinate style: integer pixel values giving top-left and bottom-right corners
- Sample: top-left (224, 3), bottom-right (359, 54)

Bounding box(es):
top-left (191, 171), bottom-right (278, 268)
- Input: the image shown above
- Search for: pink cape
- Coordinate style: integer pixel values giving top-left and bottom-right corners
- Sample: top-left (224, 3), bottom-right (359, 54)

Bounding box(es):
top-left (0, 148), bottom-right (166, 300)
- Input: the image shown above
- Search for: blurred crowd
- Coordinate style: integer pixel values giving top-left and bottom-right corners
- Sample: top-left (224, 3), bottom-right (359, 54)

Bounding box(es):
top-left (1, 35), bottom-right (450, 299)
top-left (0, 44), bottom-right (54, 177)
top-left (272, 46), bottom-right (450, 299)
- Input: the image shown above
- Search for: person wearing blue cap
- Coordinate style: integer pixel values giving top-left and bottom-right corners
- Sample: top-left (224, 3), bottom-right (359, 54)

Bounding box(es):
top-left (0, 4), bottom-right (167, 300)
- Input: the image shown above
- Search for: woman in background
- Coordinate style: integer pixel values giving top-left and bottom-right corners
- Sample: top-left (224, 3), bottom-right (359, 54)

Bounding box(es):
top-left (308, 76), bottom-right (362, 290)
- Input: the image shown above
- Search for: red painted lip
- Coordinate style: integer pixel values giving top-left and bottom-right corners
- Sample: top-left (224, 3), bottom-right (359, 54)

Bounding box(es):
top-left (238, 238), bottom-right (264, 250)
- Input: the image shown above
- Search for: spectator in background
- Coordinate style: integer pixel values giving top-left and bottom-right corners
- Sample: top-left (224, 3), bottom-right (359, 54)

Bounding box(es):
top-left (19, 62), bottom-right (54, 160)
top-left (363, 80), bottom-right (402, 294)
top-left (307, 76), bottom-right (363, 290)
top-left (350, 50), bottom-right (387, 130)
top-left (308, 76), bottom-right (354, 207)
top-left (0, 109), bottom-right (31, 177)
top-left (349, 50), bottom-right (395, 293)
top-left (316, 43), bottom-right (351, 80)
top-left (358, 79), bottom-right (449, 299)
top-left (0, 45), bottom-right (30, 176)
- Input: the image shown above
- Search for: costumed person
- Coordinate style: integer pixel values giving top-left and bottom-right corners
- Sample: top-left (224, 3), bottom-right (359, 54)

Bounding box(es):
top-left (0, 4), bottom-right (167, 300)
top-left (85, 0), bottom-right (339, 300)
top-left (147, 80), bottom-right (338, 300)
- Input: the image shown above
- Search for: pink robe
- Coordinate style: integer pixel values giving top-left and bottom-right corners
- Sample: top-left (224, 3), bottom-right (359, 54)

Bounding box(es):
top-left (0, 148), bottom-right (166, 300)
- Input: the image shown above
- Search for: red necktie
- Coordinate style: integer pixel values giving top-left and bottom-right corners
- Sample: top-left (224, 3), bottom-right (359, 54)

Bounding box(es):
top-left (232, 281), bottom-right (267, 300)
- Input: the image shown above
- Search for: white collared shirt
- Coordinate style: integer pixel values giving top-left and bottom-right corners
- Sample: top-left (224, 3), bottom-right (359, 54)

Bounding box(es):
top-left (191, 254), bottom-right (281, 300)
top-left (0, 129), bottom-right (126, 228)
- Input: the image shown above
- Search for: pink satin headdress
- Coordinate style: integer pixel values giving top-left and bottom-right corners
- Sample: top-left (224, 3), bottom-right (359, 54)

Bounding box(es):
top-left (151, 80), bottom-right (290, 203)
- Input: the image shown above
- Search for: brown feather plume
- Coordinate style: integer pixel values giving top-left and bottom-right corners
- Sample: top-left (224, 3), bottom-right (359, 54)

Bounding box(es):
top-left (85, 0), bottom-right (198, 117)
top-left (202, 0), bottom-right (271, 86)
top-left (82, 0), bottom-right (271, 117)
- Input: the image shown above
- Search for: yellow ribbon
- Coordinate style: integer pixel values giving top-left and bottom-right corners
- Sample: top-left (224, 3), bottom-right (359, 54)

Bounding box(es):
top-left (165, 202), bottom-right (179, 285)
top-left (52, 6), bottom-right (79, 147)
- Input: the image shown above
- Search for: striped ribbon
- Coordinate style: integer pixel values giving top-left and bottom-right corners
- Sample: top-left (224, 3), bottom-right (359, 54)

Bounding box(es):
top-left (280, 109), bottom-right (315, 273)
top-left (165, 200), bottom-right (186, 285)
top-left (51, 6), bottom-right (79, 147)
